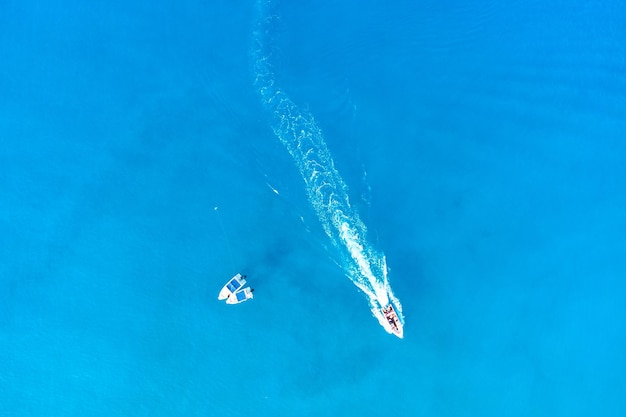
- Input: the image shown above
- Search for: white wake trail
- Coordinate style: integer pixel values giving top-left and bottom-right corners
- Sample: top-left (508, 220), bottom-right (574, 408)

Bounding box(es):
top-left (252, 0), bottom-right (404, 336)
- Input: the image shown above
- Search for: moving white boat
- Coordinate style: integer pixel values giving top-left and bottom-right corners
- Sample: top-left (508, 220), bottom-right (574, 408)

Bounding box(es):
top-left (226, 287), bottom-right (254, 304)
top-left (218, 273), bottom-right (247, 301)
top-left (382, 304), bottom-right (403, 338)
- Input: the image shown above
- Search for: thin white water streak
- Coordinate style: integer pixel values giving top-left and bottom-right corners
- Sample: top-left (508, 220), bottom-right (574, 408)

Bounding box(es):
top-left (253, 0), bottom-right (404, 336)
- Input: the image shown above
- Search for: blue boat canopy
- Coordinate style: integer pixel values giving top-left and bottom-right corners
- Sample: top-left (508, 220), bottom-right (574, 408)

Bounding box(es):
top-left (227, 280), bottom-right (241, 292)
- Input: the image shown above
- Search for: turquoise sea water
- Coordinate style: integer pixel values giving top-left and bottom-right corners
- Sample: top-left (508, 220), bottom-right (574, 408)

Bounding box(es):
top-left (1, 0), bottom-right (625, 415)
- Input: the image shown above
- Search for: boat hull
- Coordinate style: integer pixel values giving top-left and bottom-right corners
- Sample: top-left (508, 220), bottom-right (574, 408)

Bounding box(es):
top-left (382, 304), bottom-right (403, 339)
top-left (226, 287), bottom-right (254, 304)
top-left (218, 273), bottom-right (246, 300)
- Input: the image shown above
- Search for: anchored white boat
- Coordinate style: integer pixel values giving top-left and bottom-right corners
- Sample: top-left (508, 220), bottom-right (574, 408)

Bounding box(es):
top-left (226, 287), bottom-right (254, 304)
top-left (382, 304), bottom-right (403, 339)
top-left (218, 273), bottom-right (247, 301)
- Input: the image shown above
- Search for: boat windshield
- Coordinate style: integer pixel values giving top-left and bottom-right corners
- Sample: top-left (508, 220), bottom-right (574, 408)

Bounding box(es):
top-left (236, 291), bottom-right (247, 301)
